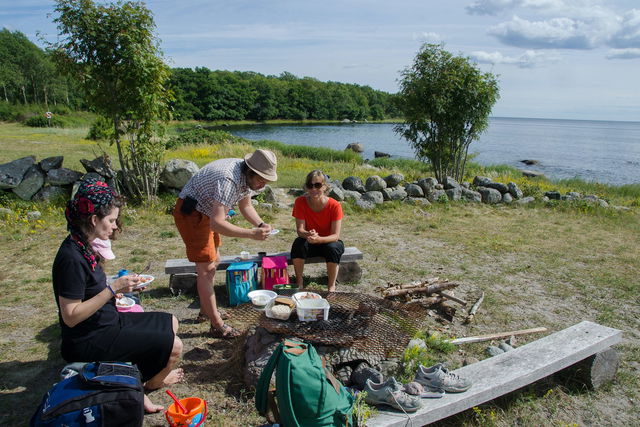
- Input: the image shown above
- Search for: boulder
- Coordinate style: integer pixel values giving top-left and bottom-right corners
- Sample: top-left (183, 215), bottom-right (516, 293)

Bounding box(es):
top-left (502, 193), bottom-right (513, 204)
top-left (329, 186), bottom-right (345, 201)
top-left (486, 182), bottom-right (509, 194)
top-left (32, 185), bottom-right (69, 202)
top-left (12, 165), bottom-right (44, 200)
top-left (362, 191), bottom-right (384, 205)
top-left (478, 187), bottom-right (502, 204)
top-left (342, 190), bottom-right (362, 202)
top-left (0, 156), bottom-right (35, 189)
top-left (520, 159), bottom-right (539, 165)
top-left (473, 176), bottom-right (493, 187)
top-left (160, 159), bottom-right (199, 189)
top-left (544, 191), bottom-right (561, 200)
top-left (404, 197), bottom-right (431, 206)
top-left (522, 170), bottom-right (543, 178)
top-left (337, 261), bottom-right (362, 283)
top-left (382, 187), bottom-right (407, 201)
top-left (515, 196), bottom-right (535, 205)
top-left (355, 199), bottom-right (375, 210)
top-left (342, 176), bottom-right (365, 193)
top-left (508, 182), bottom-right (523, 199)
top-left (288, 188), bottom-right (305, 197)
top-left (417, 177), bottom-right (438, 194)
top-left (365, 175), bottom-right (387, 191)
top-left (374, 151), bottom-right (390, 158)
top-left (39, 156), bottom-right (63, 171)
top-left (80, 155), bottom-right (116, 178)
top-left (383, 173), bottom-right (404, 187)
top-left (405, 183), bottom-right (424, 197)
top-left (445, 187), bottom-right (462, 201)
top-left (461, 188), bottom-right (482, 203)
top-left (47, 168), bottom-right (84, 186)
top-left (443, 176), bottom-right (460, 190)
top-left (427, 189), bottom-right (447, 203)
top-left (345, 143), bottom-right (363, 153)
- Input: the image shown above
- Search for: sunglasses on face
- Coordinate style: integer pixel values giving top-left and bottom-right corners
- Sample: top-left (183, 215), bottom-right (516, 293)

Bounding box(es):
top-left (306, 182), bottom-right (324, 189)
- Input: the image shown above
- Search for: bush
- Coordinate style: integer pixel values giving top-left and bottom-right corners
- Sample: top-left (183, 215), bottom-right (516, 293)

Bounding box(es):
top-left (24, 115), bottom-right (65, 128)
top-left (166, 128), bottom-right (242, 149)
top-left (87, 116), bottom-right (114, 140)
top-left (251, 139), bottom-right (363, 163)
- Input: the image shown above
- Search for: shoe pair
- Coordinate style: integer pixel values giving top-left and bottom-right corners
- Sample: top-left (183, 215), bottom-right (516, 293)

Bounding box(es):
top-left (414, 363), bottom-right (472, 393)
top-left (364, 377), bottom-right (422, 413)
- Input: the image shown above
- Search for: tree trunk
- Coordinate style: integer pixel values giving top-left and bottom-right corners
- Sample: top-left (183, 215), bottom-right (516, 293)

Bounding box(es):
top-left (21, 86), bottom-right (27, 104)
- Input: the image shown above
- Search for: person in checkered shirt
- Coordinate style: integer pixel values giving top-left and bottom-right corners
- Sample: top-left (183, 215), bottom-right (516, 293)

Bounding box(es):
top-left (173, 149), bottom-right (278, 338)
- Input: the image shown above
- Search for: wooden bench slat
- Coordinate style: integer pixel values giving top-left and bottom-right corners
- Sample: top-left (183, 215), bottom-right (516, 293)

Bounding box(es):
top-left (165, 246), bottom-right (363, 274)
top-left (367, 320), bottom-right (622, 427)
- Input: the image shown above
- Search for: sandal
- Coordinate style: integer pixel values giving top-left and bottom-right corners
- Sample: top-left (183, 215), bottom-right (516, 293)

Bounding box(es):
top-left (196, 309), bottom-right (229, 323)
top-left (209, 324), bottom-right (241, 339)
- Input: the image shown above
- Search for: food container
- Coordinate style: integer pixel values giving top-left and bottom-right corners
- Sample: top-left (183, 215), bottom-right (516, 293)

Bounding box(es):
top-left (296, 298), bottom-right (330, 321)
top-left (292, 291), bottom-right (322, 304)
top-left (265, 296), bottom-right (294, 320)
top-left (247, 290), bottom-right (276, 308)
top-left (273, 284), bottom-right (299, 295)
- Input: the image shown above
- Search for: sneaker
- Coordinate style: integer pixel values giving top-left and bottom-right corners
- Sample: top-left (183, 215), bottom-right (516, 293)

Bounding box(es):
top-left (415, 363), bottom-right (472, 393)
top-left (364, 377), bottom-right (422, 413)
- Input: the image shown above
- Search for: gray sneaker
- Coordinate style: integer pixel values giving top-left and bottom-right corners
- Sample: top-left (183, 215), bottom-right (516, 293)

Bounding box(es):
top-left (415, 363), bottom-right (472, 393)
top-left (364, 377), bottom-right (422, 413)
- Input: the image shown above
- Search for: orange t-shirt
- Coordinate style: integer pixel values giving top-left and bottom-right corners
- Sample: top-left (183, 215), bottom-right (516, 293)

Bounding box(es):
top-left (292, 196), bottom-right (343, 237)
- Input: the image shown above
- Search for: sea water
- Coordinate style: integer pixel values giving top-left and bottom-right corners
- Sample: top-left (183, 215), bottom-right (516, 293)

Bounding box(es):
top-left (223, 117), bottom-right (640, 186)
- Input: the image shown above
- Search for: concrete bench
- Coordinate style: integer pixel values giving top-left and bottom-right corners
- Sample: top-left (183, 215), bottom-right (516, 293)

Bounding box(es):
top-left (368, 320), bottom-right (622, 426)
top-left (165, 247), bottom-right (363, 286)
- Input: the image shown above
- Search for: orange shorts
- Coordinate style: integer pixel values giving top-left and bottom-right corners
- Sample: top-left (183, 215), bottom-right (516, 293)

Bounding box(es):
top-left (173, 198), bottom-right (221, 263)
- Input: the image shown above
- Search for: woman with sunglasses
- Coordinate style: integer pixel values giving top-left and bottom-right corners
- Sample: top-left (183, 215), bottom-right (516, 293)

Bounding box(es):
top-left (291, 170), bottom-right (345, 291)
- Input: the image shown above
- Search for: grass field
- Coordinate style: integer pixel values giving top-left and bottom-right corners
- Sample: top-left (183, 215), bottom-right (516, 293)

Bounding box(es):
top-left (1, 122), bottom-right (638, 426)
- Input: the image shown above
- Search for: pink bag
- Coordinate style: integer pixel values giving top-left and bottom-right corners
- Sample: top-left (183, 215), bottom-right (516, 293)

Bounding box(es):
top-left (261, 256), bottom-right (289, 290)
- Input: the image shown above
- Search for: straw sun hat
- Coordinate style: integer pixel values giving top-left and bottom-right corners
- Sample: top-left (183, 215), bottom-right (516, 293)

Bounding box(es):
top-left (244, 149), bottom-right (278, 181)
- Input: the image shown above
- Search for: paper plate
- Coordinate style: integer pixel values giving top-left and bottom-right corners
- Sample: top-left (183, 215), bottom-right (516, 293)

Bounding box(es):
top-left (269, 229), bottom-right (280, 235)
top-left (134, 274), bottom-right (154, 289)
top-left (115, 296), bottom-right (135, 308)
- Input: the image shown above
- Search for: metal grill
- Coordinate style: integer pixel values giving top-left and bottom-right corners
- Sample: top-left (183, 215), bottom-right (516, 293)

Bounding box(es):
top-left (226, 292), bottom-right (430, 359)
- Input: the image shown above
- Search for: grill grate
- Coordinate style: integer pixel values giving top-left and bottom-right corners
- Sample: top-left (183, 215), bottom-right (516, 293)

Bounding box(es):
top-left (226, 292), bottom-right (430, 359)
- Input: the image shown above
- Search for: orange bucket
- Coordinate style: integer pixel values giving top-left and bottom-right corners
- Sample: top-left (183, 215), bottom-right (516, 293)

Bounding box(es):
top-left (165, 397), bottom-right (207, 427)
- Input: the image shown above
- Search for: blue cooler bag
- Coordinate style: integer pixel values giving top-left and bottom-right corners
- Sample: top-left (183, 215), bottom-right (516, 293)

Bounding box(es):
top-left (226, 261), bottom-right (258, 306)
top-left (30, 362), bottom-right (144, 427)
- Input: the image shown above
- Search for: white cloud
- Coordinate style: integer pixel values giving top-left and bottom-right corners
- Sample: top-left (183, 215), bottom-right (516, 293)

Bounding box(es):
top-left (470, 49), bottom-right (558, 67)
top-left (608, 9), bottom-right (640, 48)
top-left (489, 15), bottom-right (603, 48)
top-left (413, 32), bottom-right (442, 43)
top-left (606, 48), bottom-right (640, 59)
top-left (466, 0), bottom-right (565, 16)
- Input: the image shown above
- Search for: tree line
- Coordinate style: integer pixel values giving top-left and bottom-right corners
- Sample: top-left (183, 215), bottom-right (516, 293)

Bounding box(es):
top-left (0, 29), bottom-right (399, 121)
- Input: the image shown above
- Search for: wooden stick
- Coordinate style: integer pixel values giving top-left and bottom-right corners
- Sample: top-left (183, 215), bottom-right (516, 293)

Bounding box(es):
top-left (436, 291), bottom-right (467, 306)
top-left (383, 282), bottom-right (458, 297)
top-left (464, 291), bottom-right (484, 323)
top-left (449, 327), bottom-right (548, 345)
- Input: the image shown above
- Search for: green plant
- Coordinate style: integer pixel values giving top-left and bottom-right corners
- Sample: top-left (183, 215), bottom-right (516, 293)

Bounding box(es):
top-left (87, 116), bottom-right (114, 140)
top-left (352, 391), bottom-right (376, 426)
top-left (24, 115), bottom-right (65, 128)
top-left (397, 332), bottom-right (456, 383)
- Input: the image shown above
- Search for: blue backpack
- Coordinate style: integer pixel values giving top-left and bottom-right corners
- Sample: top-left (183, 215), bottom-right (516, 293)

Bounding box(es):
top-left (226, 261), bottom-right (258, 306)
top-left (30, 362), bottom-right (144, 427)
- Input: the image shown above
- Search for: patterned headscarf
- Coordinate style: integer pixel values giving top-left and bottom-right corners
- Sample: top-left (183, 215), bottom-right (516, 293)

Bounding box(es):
top-left (65, 178), bottom-right (118, 270)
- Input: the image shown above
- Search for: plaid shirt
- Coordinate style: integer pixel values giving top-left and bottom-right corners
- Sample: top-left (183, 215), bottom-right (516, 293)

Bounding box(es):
top-left (178, 158), bottom-right (253, 217)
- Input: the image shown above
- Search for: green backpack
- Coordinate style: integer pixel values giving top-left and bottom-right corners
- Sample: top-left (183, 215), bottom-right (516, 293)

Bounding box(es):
top-left (255, 339), bottom-right (354, 427)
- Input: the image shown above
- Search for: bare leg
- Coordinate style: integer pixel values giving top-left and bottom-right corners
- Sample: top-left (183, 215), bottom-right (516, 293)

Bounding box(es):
top-left (195, 258), bottom-right (225, 330)
top-left (145, 316), bottom-right (184, 390)
top-left (326, 262), bottom-right (339, 292)
top-left (292, 258), bottom-right (305, 287)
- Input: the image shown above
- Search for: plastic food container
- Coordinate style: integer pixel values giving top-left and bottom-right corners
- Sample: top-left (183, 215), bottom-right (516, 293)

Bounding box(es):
top-left (296, 298), bottom-right (330, 321)
top-left (265, 297), bottom-right (294, 320)
top-left (247, 290), bottom-right (277, 307)
top-left (273, 284), bottom-right (299, 295)
top-left (292, 291), bottom-right (322, 304)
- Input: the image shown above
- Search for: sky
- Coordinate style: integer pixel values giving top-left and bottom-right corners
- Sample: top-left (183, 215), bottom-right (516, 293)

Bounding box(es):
top-left (2, 0), bottom-right (640, 121)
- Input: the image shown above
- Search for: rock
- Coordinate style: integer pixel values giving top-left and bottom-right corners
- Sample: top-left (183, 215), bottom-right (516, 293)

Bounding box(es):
top-left (26, 211), bottom-right (41, 221)
top-left (12, 165), bottom-right (44, 200)
top-left (461, 182), bottom-right (470, 189)
top-left (261, 185), bottom-right (277, 204)
top-left (350, 365), bottom-right (383, 390)
top-left (374, 151), bottom-right (390, 158)
top-left (486, 182), bottom-right (509, 194)
top-left (160, 159), bottom-right (199, 189)
top-left (32, 185), bottom-right (69, 202)
top-left (407, 339), bottom-right (427, 350)
top-left (417, 177), bottom-right (438, 194)
top-left (355, 199), bottom-right (375, 210)
top-left (499, 342), bottom-right (515, 352)
top-left (342, 176), bottom-right (365, 193)
top-left (473, 175), bottom-right (493, 187)
top-left (522, 169), bottom-right (543, 178)
top-left (39, 156), bottom-right (63, 171)
top-left (461, 188), bottom-right (482, 203)
top-left (544, 191), bottom-right (561, 200)
top-left (564, 191), bottom-right (581, 200)
top-left (463, 357), bottom-right (480, 366)
top-left (365, 175), bottom-right (387, 191)
top-left (80, 155), bottom-right (116, 178)
top-left (0, 156), bottom-right (35, 189)
top-left (520, 159), bottom-right (539, 165)
top-left (405, 183), bottom-right (424, 197)
top-left (502, 193), bottom-right (513, 204)
top-left (258, 202), bottom-right (273, 211)
top-left (478, 187), bottom-right (502, 204)
top-left (47, 168), bottom-right (84, 186)
top-left (384, 173), bottom-right (404, 187)
top-left (445, 187), bottom-right (461, 201)
top-left (345, 142), bottom-right (363, 153)
top-left (362, 191), bottom-right (384, 205)
top-left (443, 176), bottom-right (460, 190)
top-left (508, 182), bottom-right (523, 199)
top-left (337, 262), bottom-right (362, 283)
top-left (288, 188), bottom-right (305, 197)
top-left (383, 187), bottom-right (407, 201)
top-left (427, 189), bottom-right (446, 203)
top-left (342, 190), bottom-right (362, 201)
top-left (169, 273), bottom-right (197, 294)
top-left (598, 199), bottom-right (609, 208)
top-left (516, 196), bottom-right (535, 205)
top-left (328, 186), bottom-right (345, 201)
top-left (486, 346), bottom-right (504, 357)
top-left (403, 382), bottom-right (424, 396)
top-left (404, 197), bottom-right (431, 206)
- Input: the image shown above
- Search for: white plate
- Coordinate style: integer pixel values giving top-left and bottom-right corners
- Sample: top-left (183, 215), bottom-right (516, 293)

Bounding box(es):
top-left (115, 296), bottom-right (135, 308)
top-left (269, 229), bottom-right (280, 235)
top-left (134, 274), bottom-right (154, 289)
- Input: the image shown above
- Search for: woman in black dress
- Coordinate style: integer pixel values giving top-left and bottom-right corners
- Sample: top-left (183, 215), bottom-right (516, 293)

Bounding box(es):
top-left (52, 179), bottom-right (183, 412)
